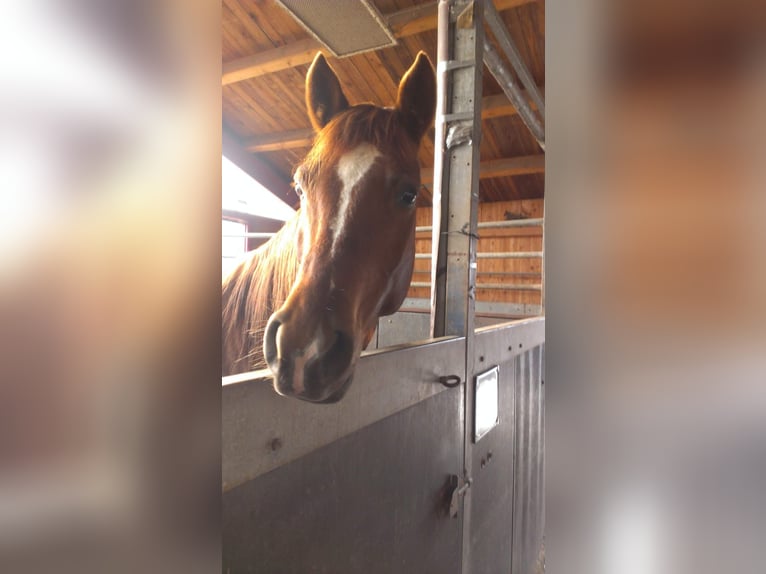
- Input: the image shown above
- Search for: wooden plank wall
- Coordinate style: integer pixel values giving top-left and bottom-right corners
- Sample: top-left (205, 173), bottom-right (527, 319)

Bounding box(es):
top-left (409, 199), bottom-right (543, 308)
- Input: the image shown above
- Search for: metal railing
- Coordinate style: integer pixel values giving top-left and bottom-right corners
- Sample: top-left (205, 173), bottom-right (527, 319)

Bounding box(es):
top-left (415, 218), bottom-right (543, 233)
top-left (415, 251), bottom-right (542, 259)
top-left (410, 282), bottom-right (542, 292)
top-left (223, 232), bottom-right (277, 239)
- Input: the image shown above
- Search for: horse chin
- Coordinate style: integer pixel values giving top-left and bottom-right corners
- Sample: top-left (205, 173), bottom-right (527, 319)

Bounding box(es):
top-left (274, 373), bottom-right (353, 404)
top-left (271, 357), bottom-right (355, 404)
top-left (313, 374), bottom-right (354, 404)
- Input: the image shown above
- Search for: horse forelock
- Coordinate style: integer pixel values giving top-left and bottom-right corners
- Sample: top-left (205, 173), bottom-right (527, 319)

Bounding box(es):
top-left (296, 104), bottom-right (418, 192)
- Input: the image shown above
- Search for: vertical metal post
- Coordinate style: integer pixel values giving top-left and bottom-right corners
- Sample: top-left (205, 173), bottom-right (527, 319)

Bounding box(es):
top-left (541, 201), bottom-right (546, 315)
top-left (430, 0), bottom-right (483, 340)
top-left (430, 2), bottom-right (483, 572)
top-left (483, 38), bottom-right (545, 149)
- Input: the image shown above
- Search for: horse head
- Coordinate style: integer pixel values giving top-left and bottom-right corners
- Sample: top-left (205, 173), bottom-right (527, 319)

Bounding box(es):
top-left (263, 51), bottom-right (436, 403)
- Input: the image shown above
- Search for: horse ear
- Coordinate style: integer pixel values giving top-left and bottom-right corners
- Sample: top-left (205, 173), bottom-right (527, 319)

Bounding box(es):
top-left (305, 53), bottom-right (349, 131)
top-left (396, 51), bottom-right (436, 142)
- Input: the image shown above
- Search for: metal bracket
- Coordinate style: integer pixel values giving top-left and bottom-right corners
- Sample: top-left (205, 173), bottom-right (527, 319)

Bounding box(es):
top-left (448, 474), bottom-right (473, 518)
top-left (442, 111), bottom-right (475, 123)
top-left (438, 59), bottom-right (475, 73)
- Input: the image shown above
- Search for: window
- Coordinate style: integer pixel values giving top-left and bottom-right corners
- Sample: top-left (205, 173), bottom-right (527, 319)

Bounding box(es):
top-left (222, 156), bottom-right (295, 221)
top-left (222, 219), bottom-right (247, 275)
top-left (222, 155), bottom-right (296, 275)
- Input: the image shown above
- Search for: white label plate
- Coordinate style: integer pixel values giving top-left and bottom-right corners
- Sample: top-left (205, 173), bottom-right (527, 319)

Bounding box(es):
top-left (474, 366), bottom-right (499, 442)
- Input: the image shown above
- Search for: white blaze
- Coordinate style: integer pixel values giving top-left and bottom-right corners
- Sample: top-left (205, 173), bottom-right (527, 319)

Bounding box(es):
top-left (332, 144), bottom-right (380, 255)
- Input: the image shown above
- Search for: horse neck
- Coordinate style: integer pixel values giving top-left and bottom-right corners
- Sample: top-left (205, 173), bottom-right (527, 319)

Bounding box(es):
top-left (222, 213), bottom-right (302, 373)
top-left (260, 214), bottom-right (302, 314)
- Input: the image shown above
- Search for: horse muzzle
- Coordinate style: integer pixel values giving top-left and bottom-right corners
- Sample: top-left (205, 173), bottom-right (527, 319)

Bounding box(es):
top-left (263, 314), bottom-right (356, 403)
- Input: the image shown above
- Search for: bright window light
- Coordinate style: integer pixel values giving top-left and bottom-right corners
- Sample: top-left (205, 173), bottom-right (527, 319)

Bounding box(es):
top-left (222, 156), bottom-right (295, 221)
top-left (222, 219), bottom-right (247, 276)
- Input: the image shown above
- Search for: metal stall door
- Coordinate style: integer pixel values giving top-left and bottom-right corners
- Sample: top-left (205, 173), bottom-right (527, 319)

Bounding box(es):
top-left (222, 336), bottom-right (468, 574)
top-left (467, 318), bottom-right (545, 574)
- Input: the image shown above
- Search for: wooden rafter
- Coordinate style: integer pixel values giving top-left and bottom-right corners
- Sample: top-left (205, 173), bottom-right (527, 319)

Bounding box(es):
top-left (420, 154), bottom-right (544, 184)
top-left (245, 128), bottom-right (314, 153)
top-left (223, 0), bottom-right (537, 85)
top-left (244, 90), bottom-right (539, 152)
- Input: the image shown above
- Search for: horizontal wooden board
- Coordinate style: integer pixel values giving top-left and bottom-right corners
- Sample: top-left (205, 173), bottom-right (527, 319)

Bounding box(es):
top-left (409, 200), bottom-right (544, 307)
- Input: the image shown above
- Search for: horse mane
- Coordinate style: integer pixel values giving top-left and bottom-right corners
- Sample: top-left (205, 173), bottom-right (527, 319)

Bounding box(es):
top-left (222, 216), bottom-right (301, 375)
top-left (222, 103), bottom-right (417, 376)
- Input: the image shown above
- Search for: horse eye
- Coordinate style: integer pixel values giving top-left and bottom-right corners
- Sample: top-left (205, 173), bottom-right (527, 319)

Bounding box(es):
top-left (398, 184), bottom-right (418, 206)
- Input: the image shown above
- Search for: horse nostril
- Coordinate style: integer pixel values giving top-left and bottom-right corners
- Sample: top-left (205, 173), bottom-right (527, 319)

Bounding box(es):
top-left (263, 316), bottom-right (282, 367)
top-left (325, 330), bottom-right (353, 370)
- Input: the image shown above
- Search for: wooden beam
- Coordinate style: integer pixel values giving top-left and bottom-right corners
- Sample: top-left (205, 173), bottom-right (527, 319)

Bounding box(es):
top-left (388, 0), bottom-right (536, 38)
top-left (222, 0), bottom-right (537, 85)
top-left (223, 38), bottom-right (319, 85)
top-left (386, 1), bottom-right (441, 38)
top-left (243, 91), bottom-right (539, 152)
top-left (244, 128), bottom-right (314, 152)
top-left (478, 154), bottom-right (545, 179)
top-left (420, 154), bottom-right (544, 184)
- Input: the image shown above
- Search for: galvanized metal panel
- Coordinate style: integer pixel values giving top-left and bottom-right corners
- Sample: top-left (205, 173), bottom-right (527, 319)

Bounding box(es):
top-left (223, 335), bottom-right (464, 491)
top-left (467, 317), bottom-right (544, 574)
top-left (222, 318), bottom-right (544, 574)
top-left (474, 317), bottom-right (545, 367)
top-left (223, 389), bottom-right (464, 574)
top-left (512, 345), bottom-right (545, 574)
top-left (376, 311), bottom-right (431, 348)
top-left (467, 355), bottom-right (516, 574)
top-left (371, 311), bottom-right (535, 352)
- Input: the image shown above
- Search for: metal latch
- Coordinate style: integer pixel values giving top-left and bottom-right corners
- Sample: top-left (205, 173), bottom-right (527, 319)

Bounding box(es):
top-left (447, 474), bottom-right (472, 518)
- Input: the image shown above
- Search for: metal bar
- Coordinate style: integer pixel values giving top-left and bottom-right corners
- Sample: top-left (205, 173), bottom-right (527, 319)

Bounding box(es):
top-left (478, 251), bottom-right (543, 259)
top-left (416, 217), bottom-right (543, 232)
top-left (429, 0), bottom-right (450, 336)
top-left (432, 2), bottom-right (485, 571)
top-left (482, 37), bottom-right (545, 148)
top-left (483, 0), bottom-right (545, 115)
top-left (416, 251), bottom-right (543, 259)
top-left (413, 270), bottom-right (541, 278)
top-left (401, 297), bottom-right (542, 317)
top-left (477, 218), bottom-right (544, 229)
top-left (222, 232), bottom-right (276, 239)
top-left (443, 111), bottom-right (475, 122)
top-left (411, 282), bottom-right (542, 291)
top-left (430, 0), bottom-right (484, 338)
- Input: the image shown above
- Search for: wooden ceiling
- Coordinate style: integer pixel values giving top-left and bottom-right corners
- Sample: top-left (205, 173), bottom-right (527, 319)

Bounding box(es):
top-left (222, 0), bottom-right (545, 207)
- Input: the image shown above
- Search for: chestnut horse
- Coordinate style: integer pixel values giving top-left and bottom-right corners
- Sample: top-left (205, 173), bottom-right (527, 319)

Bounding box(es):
top-left (222, 51), bottom-right (436, 403)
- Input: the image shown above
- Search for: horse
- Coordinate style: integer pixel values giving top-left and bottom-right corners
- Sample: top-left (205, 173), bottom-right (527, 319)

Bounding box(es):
top-left (222, 51), bottom-right (436, 403)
